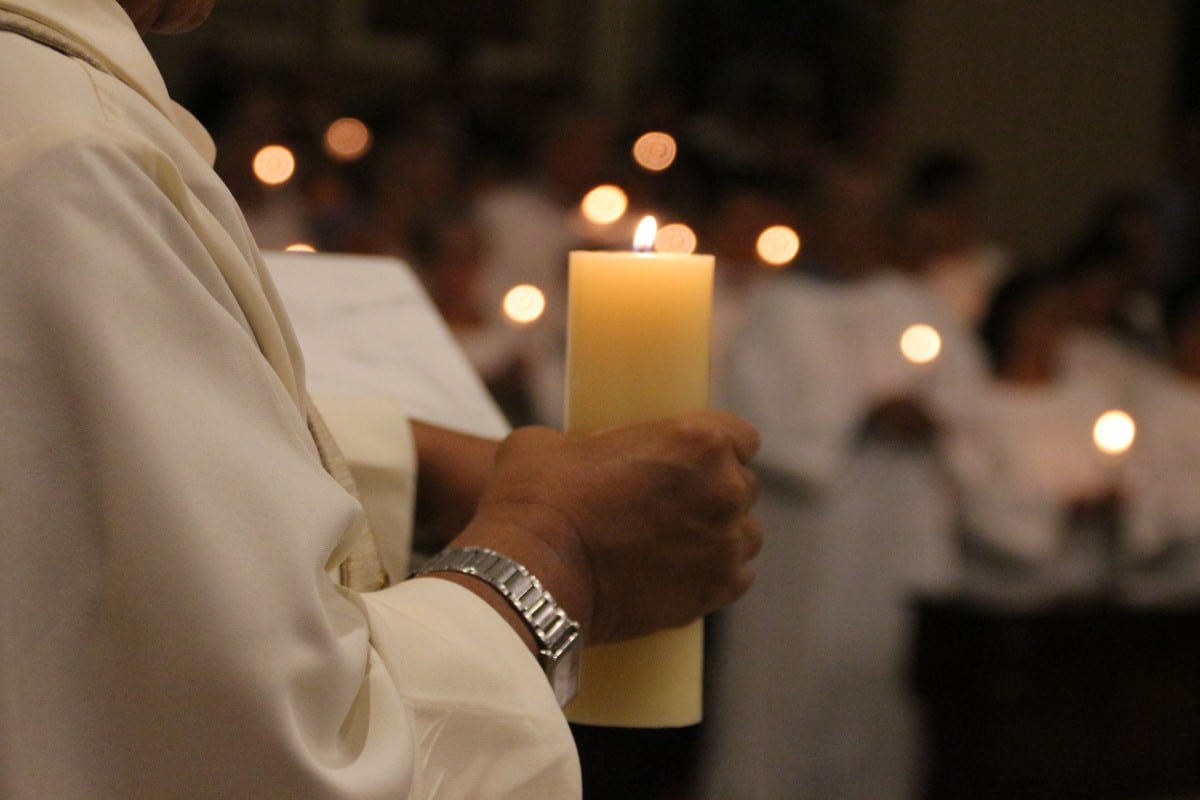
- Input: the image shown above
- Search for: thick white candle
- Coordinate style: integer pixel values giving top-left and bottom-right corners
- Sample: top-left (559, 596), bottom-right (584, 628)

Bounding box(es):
top-left (563, 217), bottom-right (715, 728)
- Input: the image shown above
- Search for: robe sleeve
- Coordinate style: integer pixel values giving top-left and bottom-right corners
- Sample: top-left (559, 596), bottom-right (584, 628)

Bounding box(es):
top-left (943, 414), bottom-right (1068, 564)
top-left (721, 281), bottom-right (860, 493)
top-left (0, 125), bottom-right (578, 798)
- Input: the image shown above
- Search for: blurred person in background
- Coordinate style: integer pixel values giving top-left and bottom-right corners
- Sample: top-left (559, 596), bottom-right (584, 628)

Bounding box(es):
top-left (898, 147), bottom-right (1011, 328)
top-left (1056, 228), bottom-right (1151, 399)
top-left (1121, 278), bottom-right (1200, 605)
top-left (946, 269), bottom-right (1125, 608)
top-left (699, 162), bottom-right (982, 799)
top-left (470, 103), bottom-right (620, 428)
top-left (408, 211), bottom-right (538, 427)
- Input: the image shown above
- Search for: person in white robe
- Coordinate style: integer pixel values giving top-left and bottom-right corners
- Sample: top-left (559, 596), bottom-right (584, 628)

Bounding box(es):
top-left (1121, 280), bottom-right (1200, 605)
top-left (946, 270), bottom-right (1125, 608)
top-left (898, 148), bottom-right (1010, 328)
top-left (1058, 223), bottom-right (1161, 399)
top-left (0, 3), bottom-right (765, 797)
top-left (698, 163), bottom-right (984, 799)
top-left (469, 106), bottom-right (620, 428)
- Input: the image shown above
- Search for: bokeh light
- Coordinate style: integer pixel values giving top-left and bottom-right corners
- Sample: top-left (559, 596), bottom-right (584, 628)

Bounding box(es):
top-left (503, 284), bottom-right (546, 325)
top-left (655, 222), bottom-right (698, 254)
top-left (323, 117), bottom-right (373, 162)
top-left (900, 323), bottom-right (942, 365)
top-left (632, 131), bottom-right (678, 172)
top-left (580, 184), bottom-right (629, 225)
top-left (253, 144), bottom-right (296, 186)
top-left (1094, 409), bottom-right (1136, 456)
top-left (284, 242), bottom-right (317, 253)
top-left (756, 224), bottom-right (801, 267)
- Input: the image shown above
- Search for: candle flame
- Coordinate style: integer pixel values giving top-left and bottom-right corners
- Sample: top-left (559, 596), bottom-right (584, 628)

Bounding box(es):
top-left (900, 323), bottom-right (942, 365)
top-left (634, 216), bottom-right (658, 252)
top-left (1094, 409), bottom-right (1136, 456)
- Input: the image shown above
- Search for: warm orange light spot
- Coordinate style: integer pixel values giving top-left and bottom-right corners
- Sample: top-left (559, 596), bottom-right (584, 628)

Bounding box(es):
top-left (253, 145), bottom-right (296, 186)
top-left (756, 225), bottom-right (801, 267)
top-left (581, 185), bottom-right (629, 225)
top-left (632, 131), bottom-right (678, 172)
top-left (503, 284), bottom-right (546, 325)
top-left (1094, 409), bottom-right (1136, 456)
top-left (655, 223), bottom-right (698, 254)
top-left (900, 324), bottom-right (942, 365)
top-left (323, 117), bottom-right (373, 162)
top-left (284, 242), bottom-right (317, 253)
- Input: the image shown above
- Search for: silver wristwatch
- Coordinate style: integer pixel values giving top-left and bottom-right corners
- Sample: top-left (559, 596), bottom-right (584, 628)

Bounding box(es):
top-left (415, 547), bottom-right (582, 707)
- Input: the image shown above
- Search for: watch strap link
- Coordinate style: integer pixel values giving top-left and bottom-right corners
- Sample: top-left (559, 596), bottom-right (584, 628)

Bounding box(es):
top-left (415, 547), bottom-right (582, 661)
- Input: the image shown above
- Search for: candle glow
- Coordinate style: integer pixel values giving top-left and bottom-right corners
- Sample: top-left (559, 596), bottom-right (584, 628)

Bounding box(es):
top-left (634, 215), bottom-right (658, 251)
top-left (323, 117), bottom-right (373, 162)
top-left (655, 222), bottom-right (698, 254)
top-left (253, 144), bottom-right (296, 186)
top-left (756, 225), bottom-right (801, 267)
top-left (502, 284), bottom-right (546, 325)
top-left (900, 323), bottom-right (942, 365)
top-left (581, 185), bottom-right (629, 225)
top-left (1094, 409), bottom-right (1136, 456)
top-left (632, 131), bottom-right (678, 172)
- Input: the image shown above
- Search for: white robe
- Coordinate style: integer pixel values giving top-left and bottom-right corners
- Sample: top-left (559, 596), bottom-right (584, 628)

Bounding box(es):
top-left (0, 2), bottom-right (578, 797)
top-left (700, 268), bottom-right (983, 799)
top-left (944, 373), bottom-right (1122, 608)
top-left (1121, 366), bottom-right (1200, 605)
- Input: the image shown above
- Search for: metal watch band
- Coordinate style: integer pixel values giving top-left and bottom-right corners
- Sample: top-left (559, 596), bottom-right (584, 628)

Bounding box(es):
top-left (414, 547), bottom-right (582, 664)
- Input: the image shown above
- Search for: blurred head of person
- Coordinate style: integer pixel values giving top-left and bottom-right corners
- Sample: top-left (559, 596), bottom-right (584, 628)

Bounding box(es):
top-left (1162, 276), bottom-right (1200, 380)
top-left (800, 161), bottom-right (889, 280)
top-left (979, 267), bottom-right (1072, 384)
top-left (1057, 231), bottom-right (1137, 331)
top-left (901, 148), bottom-right (987, 266)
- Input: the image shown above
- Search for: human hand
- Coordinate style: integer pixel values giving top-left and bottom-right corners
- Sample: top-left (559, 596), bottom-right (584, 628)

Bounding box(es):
top-left (1067, 486), bottom-right (1123, 530)
top-left (861, 395), bottom-right (940, 445)
top-left (452, 410), bottom-right (762, 646)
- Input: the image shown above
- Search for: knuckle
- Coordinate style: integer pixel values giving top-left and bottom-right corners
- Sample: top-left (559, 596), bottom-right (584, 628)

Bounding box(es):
top-left (669, 416), bottom-right (725, 454)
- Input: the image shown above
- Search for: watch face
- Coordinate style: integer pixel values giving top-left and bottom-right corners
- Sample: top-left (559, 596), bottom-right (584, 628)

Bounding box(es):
top-left (548, 637), bottom-right (582, 707)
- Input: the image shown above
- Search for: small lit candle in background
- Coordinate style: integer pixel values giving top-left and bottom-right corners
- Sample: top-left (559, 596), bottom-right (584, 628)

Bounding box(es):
top-left (563, 215), bottom-right (715, 728)
top-left (1092, 408), bottom-right (1135, 592)
top-left (1094, 408), bottom-right (1136, 459)
top-left (502, 284), bottom-right (546, 326)
top-left (900, 323), bottom-right (943, 367)
top-left (323, 117), bottom-right (373, 163)
top-left (580, 184), bottom-right (629, 226)
top-left (631, 131), bottom-right (678, 172)
top-left (756, 224), bottom-right (801, 269)
top-left (253, 144), bottom-right (296, 187)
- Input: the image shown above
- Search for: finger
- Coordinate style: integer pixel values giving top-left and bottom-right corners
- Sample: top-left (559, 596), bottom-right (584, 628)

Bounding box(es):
top-left (706, 409), bottom-right (761, 463)
top-left (740, 515), bottom-right (764, 563)
top-left (740, 465), bottom-right (761, 510)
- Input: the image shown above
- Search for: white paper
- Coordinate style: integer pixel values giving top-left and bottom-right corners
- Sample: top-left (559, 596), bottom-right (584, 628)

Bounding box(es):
top-left (264, 251), bottom-right (510, 440)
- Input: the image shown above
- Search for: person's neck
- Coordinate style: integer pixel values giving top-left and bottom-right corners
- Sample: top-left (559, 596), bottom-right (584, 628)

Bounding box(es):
top-left (998, 355), bottom-right (1056, 385)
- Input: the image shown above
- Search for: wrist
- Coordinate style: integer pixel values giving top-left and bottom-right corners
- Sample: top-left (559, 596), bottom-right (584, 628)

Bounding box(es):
top-left (450, 511), bottom-right (596, 645)
top-left (414, 546), bottom-right (584, 707)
